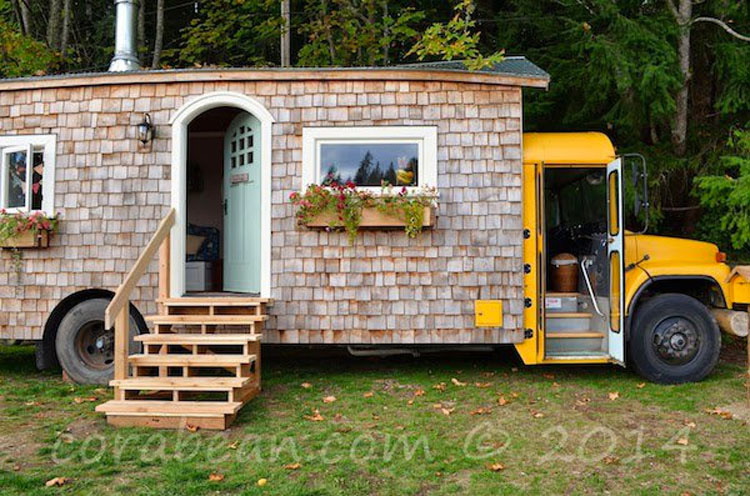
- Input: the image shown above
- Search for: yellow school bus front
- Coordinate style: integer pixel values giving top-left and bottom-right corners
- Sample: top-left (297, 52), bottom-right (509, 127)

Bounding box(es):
top-left (516, 131), bottom-right (750, 373)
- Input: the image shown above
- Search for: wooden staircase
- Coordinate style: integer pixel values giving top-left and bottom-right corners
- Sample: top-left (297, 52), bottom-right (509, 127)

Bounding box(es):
top-left (97, 298), bottom-right (268, 430)
top-left (95, 209), bottom-right (268, 430)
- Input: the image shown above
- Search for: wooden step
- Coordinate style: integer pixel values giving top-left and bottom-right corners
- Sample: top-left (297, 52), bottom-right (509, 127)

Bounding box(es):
top-left (128, 354), bottom-right (256, 367)
top-left (96, 400), bottom-right (242, 416)
top-left (546, 332), bottom-right (605, 339)
top-left (146, 315), bottom-right (268, 325)
top-left (158, 297), bottom-right (273, 306)
top-left (136, 333), bottom-right (261, 345)
top-left (110, 377), bottom-right (252, 390)
top-left (546, 312), bottom-right (592, 319)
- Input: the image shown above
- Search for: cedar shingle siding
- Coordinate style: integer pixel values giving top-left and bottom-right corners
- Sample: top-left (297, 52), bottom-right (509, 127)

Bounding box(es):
top-left (0, 76), bottom-right (525, 344)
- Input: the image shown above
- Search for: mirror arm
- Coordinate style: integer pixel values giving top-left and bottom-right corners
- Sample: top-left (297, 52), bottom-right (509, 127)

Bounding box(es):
top-left (622, 153), bottom-right (649, 234)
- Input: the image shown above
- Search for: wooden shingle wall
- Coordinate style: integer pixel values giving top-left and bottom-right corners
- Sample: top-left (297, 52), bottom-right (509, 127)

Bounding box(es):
top-left (0, 78), bottom-right (524, 344)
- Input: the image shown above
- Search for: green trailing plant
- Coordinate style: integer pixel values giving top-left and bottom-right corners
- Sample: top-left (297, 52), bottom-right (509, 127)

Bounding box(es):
top-left (0, 210), bottom-right (58, 284)
top-left (290, 178), bottom-right (436, 244)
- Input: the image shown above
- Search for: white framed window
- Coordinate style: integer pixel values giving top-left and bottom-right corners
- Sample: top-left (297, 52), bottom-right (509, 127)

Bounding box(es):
top-left (0, 135), bottom-right (56, 214)
top-left (302, 126), bottom-right (437, 192)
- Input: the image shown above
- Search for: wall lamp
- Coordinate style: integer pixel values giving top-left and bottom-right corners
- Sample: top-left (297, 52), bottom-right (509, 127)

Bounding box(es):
top-left (137, 113), bottom-right (154, 145)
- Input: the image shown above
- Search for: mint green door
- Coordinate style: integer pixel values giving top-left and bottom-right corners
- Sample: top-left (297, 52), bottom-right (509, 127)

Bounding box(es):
top-left (223, 112), bottom-right (261, 293)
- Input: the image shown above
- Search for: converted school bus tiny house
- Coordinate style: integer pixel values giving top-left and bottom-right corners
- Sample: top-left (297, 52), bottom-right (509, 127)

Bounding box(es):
top-left (4, 59), bottom-right (750, 429)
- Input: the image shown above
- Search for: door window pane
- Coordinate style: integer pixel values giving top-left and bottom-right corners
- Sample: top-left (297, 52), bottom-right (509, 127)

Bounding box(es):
top-left (31, 150), bottom-right (44, 210)
top-left (609, 251), bottom-right (621, 333)
top-left (608, 170), bottom-right (619, 236)
top-left (5, 149), bottom-right (27, 208)
top-left (319, 143), bottom-right (419, 187)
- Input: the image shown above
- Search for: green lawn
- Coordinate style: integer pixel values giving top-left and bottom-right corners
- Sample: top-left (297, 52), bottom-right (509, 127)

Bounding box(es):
top-left (0, 342), bottom-right (748, 495)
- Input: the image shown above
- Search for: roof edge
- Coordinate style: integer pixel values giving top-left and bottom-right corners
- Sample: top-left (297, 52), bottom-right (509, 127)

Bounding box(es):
top-left (0, 66), bottom-right (549, 92)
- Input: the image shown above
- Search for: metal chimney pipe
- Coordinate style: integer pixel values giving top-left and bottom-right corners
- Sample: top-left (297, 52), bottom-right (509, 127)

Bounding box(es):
top-left (109, 0), bottom-right (141, 71)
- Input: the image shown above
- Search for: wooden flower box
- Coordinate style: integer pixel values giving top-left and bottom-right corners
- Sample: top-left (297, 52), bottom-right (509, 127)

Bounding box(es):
top-left (0, 229), bottom-right (50, 249)
top-left (305, 206), bottom-right (436, 229)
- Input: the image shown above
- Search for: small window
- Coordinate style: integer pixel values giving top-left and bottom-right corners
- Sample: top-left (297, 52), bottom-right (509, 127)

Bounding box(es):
top-left (0, 135), bottom-right (55, 213)
top-left (302, 126), bottom-right (437, 191)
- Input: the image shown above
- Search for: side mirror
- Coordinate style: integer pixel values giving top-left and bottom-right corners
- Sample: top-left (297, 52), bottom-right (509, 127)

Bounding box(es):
top-left (624, 153), bottom-right (648, 234)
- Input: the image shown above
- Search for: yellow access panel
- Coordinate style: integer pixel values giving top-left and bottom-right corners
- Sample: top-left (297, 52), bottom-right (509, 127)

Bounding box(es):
top-left (475, 300), bottom-right (503, 327)
top-left (514, 161), bottom-right (541, 364)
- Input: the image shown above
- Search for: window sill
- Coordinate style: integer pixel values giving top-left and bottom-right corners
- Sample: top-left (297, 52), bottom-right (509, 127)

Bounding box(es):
top-left (304, 205), bottom-right (436, 229)
top-left (0, 230), bottom-right (51, 249)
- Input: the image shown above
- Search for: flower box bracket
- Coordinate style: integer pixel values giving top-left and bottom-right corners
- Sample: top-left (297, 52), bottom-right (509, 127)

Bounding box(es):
top-left (305, 205), bottom-right (435, 230)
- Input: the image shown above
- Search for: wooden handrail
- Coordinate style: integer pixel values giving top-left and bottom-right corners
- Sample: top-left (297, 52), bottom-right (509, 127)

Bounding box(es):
top-left (106, 208), bottom-right (175, 383)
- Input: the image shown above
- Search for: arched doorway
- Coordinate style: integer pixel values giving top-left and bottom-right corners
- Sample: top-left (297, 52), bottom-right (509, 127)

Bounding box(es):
top-left (170, 92), bottom-right (274, 298)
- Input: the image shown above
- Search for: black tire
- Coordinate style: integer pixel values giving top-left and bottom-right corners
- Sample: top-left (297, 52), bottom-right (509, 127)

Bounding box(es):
top-left (55, 298), bottom-right (142, 385)
top-left (629, 293), bottom-right (720, 384)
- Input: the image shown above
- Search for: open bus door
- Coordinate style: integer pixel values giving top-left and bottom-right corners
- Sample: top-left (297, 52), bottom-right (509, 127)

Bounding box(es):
top-left (606, 158), bottom-right (625, 365)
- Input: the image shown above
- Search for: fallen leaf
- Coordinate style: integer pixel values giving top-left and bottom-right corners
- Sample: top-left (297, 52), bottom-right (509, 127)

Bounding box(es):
top-left (510, 392), bottom-right (520, 398)
top-left (684, 420), bottom-right (696, 428)
top-left (73, 397), bottom-right (97, 404)
top-left (481, 371), bottom-right (495, 378)
top-left (209, 473), bottom-right (224, 482)
top-left (45, 477), bottom-right (70, 487)
top-left (636, 382), bottom-right (646, 389)
top-left (604, 455), bottom-right (619, 465)
top-left (185, 424), bottom-right (199, 433)
top-left (12, 465), bottom-right (21, 472)
top-left (531, 410), bottom-right (544, 418)
top-left (552, 382), bottom-right (561, 388)
top-left (257, 478), bottom-right (268, 487)
top-left (301, 382), bottom-right (312, 389)
top-left (25, 401), bottom-right (40, 407)
top-left (333, 413), bottom-right (343, 422)
top-left (705, 407), bottom-right (733, 420)
top-left (284, 463), bottom-right (301, 470)
top-left (407, 399), bottom-right (414, 406)
top-left (363, 392), bottom-right (374, 398)
top-left (228, 441), bottom-right (239, 450)
top-left (543, 373), bottom-right (555, 380)
top-left (511, 367), bottom-right (518, 373)
top-left (323, 395), bottom-right (337, 403)
top-left (486, 462), bottom-right (505, 472)
top-left (440, 407), bottom-right (454, 416)
top-left (474, 382), bottom-right (492, 388)
top-left (451, 378), bottom-right (467, 387)
top-left (414, 389), bottom-right (425, 396)
top-left (304, 409), bottom-right (324, 422)
top-left (497, 395), bottom-right (509, 406)
top-left (677, 438), bottom-right (689, 446)
top-left (608, 391), bottom-right (620, 401)
top-left (470, 407), bottom-right (492, 416)
top-left (433, 383), bottom-right (446, 391)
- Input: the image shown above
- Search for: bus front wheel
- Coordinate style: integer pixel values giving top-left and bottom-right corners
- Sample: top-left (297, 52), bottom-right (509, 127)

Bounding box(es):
top-left (629, 293), bottom-right (720, 384)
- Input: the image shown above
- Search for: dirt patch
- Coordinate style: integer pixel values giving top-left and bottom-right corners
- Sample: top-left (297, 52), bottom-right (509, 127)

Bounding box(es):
top-left (0, 430), bottom-right (43, 469)
top-left (719, 402), bottom-right (750, 423)
top-left (62, 417), bottom-right (103, 441)
top-left (720, 336), bottom-right (748, 366)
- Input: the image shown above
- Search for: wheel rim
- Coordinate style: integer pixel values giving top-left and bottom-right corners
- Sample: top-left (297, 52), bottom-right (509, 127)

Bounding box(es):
top-left (652, 317), bottom-right (700, 366)
top-left (74, 320), bottom-right (114, 370)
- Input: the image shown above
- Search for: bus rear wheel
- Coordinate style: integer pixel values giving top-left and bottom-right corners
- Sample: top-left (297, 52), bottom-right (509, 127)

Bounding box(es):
top-left (630, 293), bottom-right (720, 384)
top-left (55, 298), bottom-right (141, 385)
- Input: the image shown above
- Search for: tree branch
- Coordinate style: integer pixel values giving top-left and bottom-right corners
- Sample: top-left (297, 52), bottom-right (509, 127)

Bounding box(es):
top-left (692, 16), bottom-right (750, 42)
top-left (665, 0), bottom-right (679, 20)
